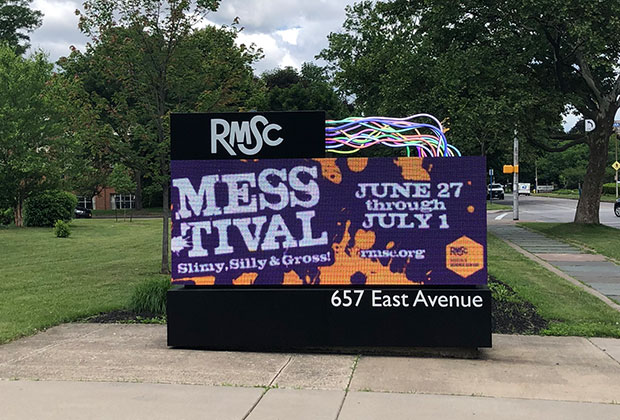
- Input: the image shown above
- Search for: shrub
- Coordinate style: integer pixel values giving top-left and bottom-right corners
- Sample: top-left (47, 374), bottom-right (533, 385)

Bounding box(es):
top-left (54, 220), bottom-right (71, 238)
top-left (602, 183), bottom-right (617, 195)
top-left (24, 190), bottom-right (78, 227)
top-left (129, 277), bottom-right (171, 316)
top-left (0, 208), bottom-right (13, 225)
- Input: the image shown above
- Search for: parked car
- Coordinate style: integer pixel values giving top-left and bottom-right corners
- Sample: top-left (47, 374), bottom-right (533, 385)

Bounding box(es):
top-left (74, 206), bottom-right (92, 218)
top-left (487, 183), bottom-right (505, 200)
top-left (615, 198), bottom-right (620, 217)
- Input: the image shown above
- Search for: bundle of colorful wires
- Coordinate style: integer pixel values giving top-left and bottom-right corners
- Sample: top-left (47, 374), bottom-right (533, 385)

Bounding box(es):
top-left (325, 113), bottom-right (461, 157)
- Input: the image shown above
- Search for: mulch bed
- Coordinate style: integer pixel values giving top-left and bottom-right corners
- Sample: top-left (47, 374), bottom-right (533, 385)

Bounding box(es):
top-left (490, 277), bottom-right (548, 334)
top-left (85, 310), bottom-right (164, 323)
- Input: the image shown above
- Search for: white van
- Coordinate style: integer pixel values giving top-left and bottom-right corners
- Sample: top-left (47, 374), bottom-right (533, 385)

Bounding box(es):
top-left (518, 183), bottom-right (531, 195)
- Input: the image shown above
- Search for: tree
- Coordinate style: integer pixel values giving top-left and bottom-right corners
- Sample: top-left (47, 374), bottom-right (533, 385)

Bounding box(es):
top-left (260, 63), bottom-right (350, 119)
top-left (322, 2), bottom-right (562, 160)
top-left (74, 0), bottom-right (262, 273)
top-left (0, 0), bottom-right (42, 55)
top-left (322, 0), bottom-right (620, 224)
top-left (0, 46), bottom-right (82, 226)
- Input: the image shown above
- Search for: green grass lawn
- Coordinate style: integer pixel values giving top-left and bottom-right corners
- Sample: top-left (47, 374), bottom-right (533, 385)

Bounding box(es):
top-left (519, 222), bottom-right (620, 262)
top-left (535, 191), bottom-right (617, 203)
top-left (92, 207), bottom-right (163, 217)
top-left (0, 219), bottom-right (167, 344)
top-left (487, 202), bottom-right (512, 211)
top-left (2, 218), bottom-right (619, 344)
top-left (488, 234), bottom-right (620, 337)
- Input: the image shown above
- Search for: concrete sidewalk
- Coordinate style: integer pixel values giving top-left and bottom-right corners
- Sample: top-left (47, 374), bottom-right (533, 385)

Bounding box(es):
top-left (1, 324), bottom-right (620, 419)
top-left (489, 224), bottom-right (620, 308)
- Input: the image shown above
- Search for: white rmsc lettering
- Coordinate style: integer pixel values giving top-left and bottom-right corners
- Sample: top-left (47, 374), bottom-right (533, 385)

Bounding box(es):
top-left (211, 115), bottom-right (284, 156)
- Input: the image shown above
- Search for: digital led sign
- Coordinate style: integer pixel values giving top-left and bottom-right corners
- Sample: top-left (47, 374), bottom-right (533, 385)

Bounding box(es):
top-left (170, 156), bottom-right (486, 286)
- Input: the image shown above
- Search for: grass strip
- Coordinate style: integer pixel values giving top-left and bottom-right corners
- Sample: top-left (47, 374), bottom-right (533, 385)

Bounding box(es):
top-left (0, 219), bottom-right (168, 344)
top-left (488, 233), bottom-right (620, 337)
top-left (92, 207), bottom-right (163, 217)
top-left (487, 202), bottom-right (512, 211)
top-left (519, 222), bottom-right (620, 262)
top-left (534, 192), bottom-right (617, 203)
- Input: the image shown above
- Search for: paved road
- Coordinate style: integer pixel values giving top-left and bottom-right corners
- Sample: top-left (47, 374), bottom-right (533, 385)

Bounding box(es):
top-left (488, 195), bottom-right (620, 228)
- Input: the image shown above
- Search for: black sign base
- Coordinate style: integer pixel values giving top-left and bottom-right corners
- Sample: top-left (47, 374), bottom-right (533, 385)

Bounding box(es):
top-left (167, 286), bottom-right (491, 350)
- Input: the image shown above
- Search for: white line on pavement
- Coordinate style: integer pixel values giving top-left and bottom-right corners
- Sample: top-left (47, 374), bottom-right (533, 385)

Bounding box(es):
top-left (495, 212), bottom-right (510, 220)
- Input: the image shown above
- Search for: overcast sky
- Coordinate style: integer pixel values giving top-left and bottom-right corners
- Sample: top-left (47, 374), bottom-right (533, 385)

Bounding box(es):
top-left (28, 0), bottom-right (354, 74)
top-left (26, 0), bottom-right (594, 129)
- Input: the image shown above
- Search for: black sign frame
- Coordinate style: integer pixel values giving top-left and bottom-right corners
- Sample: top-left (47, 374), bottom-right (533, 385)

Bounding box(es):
top-left (170, 111), bottom-right (326, 160)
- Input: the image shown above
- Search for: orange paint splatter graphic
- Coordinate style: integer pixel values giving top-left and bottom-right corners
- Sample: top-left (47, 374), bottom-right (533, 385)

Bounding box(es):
top-left (173, 276), bottom-right (216, 286)
top-left (394, 158), bottom-right (431, 181)
top-left (347, 157), bottom-right (368, 172)
top-left (318, 220), bottom-right (421, 285)
top-left (354, 229), bottom-right (375, 250)
top-left (467, 205), bottom-right (475, 213)
top-left (314, 158), bottom-right (342, 184)
top-left (233, 272), bottom-right (258, 285)
top-left (282, 270), bottom-right (304, 285)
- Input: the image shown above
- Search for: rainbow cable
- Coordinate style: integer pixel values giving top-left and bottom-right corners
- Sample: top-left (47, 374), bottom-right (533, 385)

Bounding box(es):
top-left (325, 114), bottom-right (461, 157)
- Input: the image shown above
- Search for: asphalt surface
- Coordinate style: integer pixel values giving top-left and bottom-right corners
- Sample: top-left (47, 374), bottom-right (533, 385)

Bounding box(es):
top-left (488, 195), bottom-right (620, 228)
top-left (2, 324), bottom-right (620, 419)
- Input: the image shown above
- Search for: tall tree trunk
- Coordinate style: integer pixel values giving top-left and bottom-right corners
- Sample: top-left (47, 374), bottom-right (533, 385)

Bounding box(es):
top-left (574, 123), bottom-right (611, 224)
top-left (14, 187), bottom-right (24, 227)
top-left (134, 169), bottom-right (143, 210)
top-left (161, 182), bottom-right (170, 274)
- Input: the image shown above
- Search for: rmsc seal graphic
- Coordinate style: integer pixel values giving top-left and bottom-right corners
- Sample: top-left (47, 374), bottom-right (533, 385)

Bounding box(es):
top-left (445, 236), bottom-right (484, 278)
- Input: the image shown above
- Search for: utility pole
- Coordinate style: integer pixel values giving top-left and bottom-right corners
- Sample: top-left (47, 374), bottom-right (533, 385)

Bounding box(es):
top-left (513, 129), bottom-right (519, 220)
top-left (535, 160), bottom-right (538, 194)
top-left (616, 134), bottom-right (618, 199)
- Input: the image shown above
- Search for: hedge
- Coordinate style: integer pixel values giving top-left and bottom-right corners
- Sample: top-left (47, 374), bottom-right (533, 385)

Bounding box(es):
top-left (602, 183), bottom-right (618, 195)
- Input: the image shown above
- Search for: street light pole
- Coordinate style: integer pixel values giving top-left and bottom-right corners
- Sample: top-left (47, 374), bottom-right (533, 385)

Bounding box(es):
top-left (513, 129), bottom-right (519, 220)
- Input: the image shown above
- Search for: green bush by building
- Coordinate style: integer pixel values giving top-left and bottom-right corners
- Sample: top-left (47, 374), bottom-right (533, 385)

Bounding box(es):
top-left (24, 190), bottom-right (77, 227)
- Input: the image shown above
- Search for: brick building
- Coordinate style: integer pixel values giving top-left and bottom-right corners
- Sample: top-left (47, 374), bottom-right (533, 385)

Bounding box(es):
top-left (76, 187), bottom-right (135, 210)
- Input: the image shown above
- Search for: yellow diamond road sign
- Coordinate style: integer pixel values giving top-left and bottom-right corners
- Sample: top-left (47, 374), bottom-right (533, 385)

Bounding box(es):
top-left (613, 161), bottom-right (620, 171)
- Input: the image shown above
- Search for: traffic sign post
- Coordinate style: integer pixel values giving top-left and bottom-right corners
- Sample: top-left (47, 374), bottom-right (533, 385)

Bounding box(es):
top-left (614, 159), bottom-right (619, 199)
top-left (615, 132), bottom-right (619, 198)
top-left (489, 169), bottom-right (494, 204)
top-left (513, 130), bottom-right (519, 221)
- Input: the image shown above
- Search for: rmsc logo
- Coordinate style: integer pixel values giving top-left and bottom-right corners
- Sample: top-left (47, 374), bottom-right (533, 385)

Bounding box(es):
top-left (449, 246), bottom-right (468, 256)
top-left (211, 115), bottom-right (284, 156)
top-left (445, 236), bottom-right (484, 278)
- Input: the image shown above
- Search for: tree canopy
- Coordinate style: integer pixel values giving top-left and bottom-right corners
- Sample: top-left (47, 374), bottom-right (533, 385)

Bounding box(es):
top-left (0, 45), bottom-right (82, 225)
top-left (0, 0), bottom-right (42, 55)
top-left (321, 0), bottom-right (620, 223)
top-left (260, 63), bottom-right (350, 119)
top-left (69, 0), bottom-right (263, 272)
